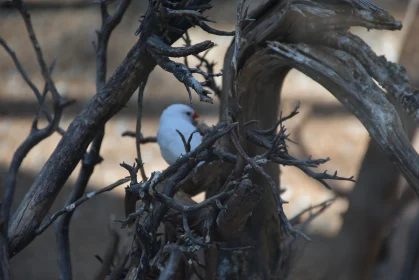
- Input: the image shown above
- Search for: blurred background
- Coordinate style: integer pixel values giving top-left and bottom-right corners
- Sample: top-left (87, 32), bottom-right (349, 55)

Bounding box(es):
top-left (1, 0), bottom-right (419, 279)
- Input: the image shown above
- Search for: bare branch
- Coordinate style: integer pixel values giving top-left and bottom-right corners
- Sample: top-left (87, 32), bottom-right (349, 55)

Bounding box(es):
top-left (13, 0), bottom-right (62, 102)
top-left (316, 31), bottom-right (419, 125)
top-left (153, 189), bottom-right (234, 214)
top-left (0, 2), bottom-right (74, 270)
top-left (9, 0), bottom-right (199, 255)
top-left (147, 35), bottom-right (214, 57)
top-left (152, 54), bottom-right (214, 103)
top-left (36, 177), bottom-right (130, 235)
top-left (176, 130), bottom-right (190, 153)
top-left (0, 38), bottom-right (65, 134)
top-left (251, 101), bottom-right (300, 135)
top-left (192, 20), bottom-right (235, 36)
top-left (120, 161), bottom-right (140, 221)
top-left (268, 41), bottom-right (419, 196)
top-left (136, 82), bottom-right (148, 182)
top-left (54, 1), bottom-right (131, 278)
top-left (181, 33), bottom-right (222, 97)
top-left (164, 8), bottom-right (215, 22)
top-left (175, 129), bottom-right (200, 154)
top-left (121, 132), bottom-right (157, 143)
top-left (290, 198), bottom-right (336, 226)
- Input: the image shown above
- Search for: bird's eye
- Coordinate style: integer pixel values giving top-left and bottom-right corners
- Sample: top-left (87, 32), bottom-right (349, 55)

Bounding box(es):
top-left (186, 112), bottom-right (192, 116)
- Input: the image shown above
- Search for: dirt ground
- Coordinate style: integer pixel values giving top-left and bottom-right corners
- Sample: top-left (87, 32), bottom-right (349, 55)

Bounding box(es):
top-left (0, 1), bottom-right (418, 279)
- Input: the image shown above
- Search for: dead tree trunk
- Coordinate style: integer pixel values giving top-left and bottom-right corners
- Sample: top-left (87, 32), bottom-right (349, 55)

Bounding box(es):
top-left (214, 48), bottom-right (288, 279)
top-left (207, 0), bottom-right (419, 279)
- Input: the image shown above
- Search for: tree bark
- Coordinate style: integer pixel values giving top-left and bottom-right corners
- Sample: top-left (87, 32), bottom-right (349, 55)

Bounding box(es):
top-left (205, 0), bottom-right (415, 278)
top-left (210, 40), bottom-right (289, 279)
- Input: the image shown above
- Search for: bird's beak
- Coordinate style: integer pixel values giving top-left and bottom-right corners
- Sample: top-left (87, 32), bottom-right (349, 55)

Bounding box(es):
top-left (192, 112), bottom-right (199, 120)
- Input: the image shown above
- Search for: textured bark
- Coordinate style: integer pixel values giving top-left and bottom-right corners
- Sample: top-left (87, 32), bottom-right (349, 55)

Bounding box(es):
top-left (213, 46), bottom-right (285, 279)
top-left (269, 42), bottom-right (419, 194)
top-left (203, 1), bottom-right (411, 278)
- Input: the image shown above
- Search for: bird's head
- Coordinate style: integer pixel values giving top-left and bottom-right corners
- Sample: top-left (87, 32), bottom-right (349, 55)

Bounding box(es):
top-left (160, 104), bottom-right (199, 124)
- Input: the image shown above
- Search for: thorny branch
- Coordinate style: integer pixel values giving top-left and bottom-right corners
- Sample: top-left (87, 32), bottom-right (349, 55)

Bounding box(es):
top-left (7, 0), bottom-right (216, 257)
top-left (182, 31), bottom-right (222, 97)
top-left (151, 53), bottom-right (215, 104)
top-left (117, 102), bottom-right (354, 277)
top-left (147, 1), bottom-right (232, 104)
top-left (122, 132), bottom-right (157, 143)
top-left (289, 198), bottom-right (336, 226)
top-left (284, 198), bottom-right (336, 246)
top-left (119, 123), bottom-right (238, 276)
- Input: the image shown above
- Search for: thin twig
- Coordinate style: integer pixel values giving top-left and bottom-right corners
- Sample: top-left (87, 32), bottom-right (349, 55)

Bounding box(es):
top-left (136, 82), bottom-right (148, 182)
top-left (1, 3), bottom-right (72, 275)
top-left (193, 19), bottom-right (235, 36)
top-left (0, 38), bottom-right (65, 135)
top-left (290, 198), bottom-right (336, 226)
top-left (121, 132), bottom-right (157, 143)
top-left (36, 177), bottom-right (130, 235)
top-left (14, 0), bottom-right (62, 102)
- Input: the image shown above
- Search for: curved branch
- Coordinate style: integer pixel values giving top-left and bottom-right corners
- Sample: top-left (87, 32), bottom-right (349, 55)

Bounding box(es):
top-left (147, 35), bottom-right (214, 57)
top-left (269, 41), bottom-right (419, 195)
top-left (314, 31), bottom-right (419, 125)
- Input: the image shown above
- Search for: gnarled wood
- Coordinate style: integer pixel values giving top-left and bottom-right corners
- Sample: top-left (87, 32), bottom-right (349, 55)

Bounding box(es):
top-left (269, 41), bottom-right (419, 194)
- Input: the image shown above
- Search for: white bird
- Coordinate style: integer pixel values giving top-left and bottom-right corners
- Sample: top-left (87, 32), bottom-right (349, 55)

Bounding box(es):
top-left (157, 104), bottom-right (202, 165)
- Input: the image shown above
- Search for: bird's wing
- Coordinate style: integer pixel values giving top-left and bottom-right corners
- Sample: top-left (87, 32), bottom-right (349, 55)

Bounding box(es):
top-left (157, 126), bottom-right (181, 165)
